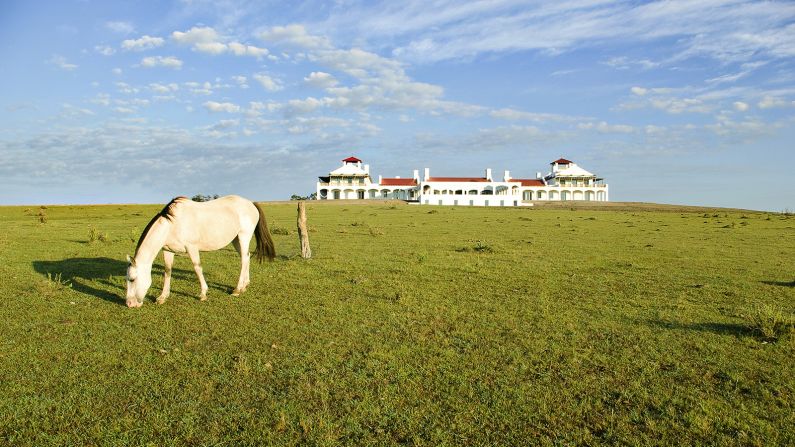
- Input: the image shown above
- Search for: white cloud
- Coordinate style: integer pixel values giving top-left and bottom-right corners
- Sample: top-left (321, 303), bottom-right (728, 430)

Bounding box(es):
top-left (203, 101), bottom-right (240, 113)
top-left (231, 76), bottom-right (249, 89)
top-left (172, 26), bottom-right (219, 45)
top-left (172, 26), bottom-right (268, 57)
top-left (228, 42), bottom-right (269, 58)
top-left (304, 71), bottom-right (338, 89)
top-left (604, 57), bottom-right (659, 70)
top-left (758, 95), bottom-right (792, 109)
top-left (115, 82), bottom-right (139, 94)
top-left (253, 73), bottom-right (283, 92)
top-left (112, 68), bottom-right (123, 75)
top-left (490, 108), bottom-right (577, 123)
top-left (319, 1), bottom-right (795, 65)
top-left (631, 87), bottom-right (648, 96)
top-left (121, 35), bottom-right (165, 51)
top-left (105, 21), bottom-right (134, 34)
top-left (94, 45), bottom-right (116, 56)
top-left (48, 55), bottom-right (77, 71)
top-left (194, 41), bottom-right (228, 55)
top-left (577, 121), bottom-right (635, 134)
top-left (140, 56), bottom-right (183, 69)
top-left (733, 101), bottom-right (750, 112)
top-left (258, 24), bottom-right (331, 49)
top-left (149, 83), bottom-right (179, 93)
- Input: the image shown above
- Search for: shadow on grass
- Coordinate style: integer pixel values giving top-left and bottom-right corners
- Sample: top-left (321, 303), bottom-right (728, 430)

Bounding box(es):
top-left (33, 257), bottom-right (128, 305)
top-left (761, 280), bottom-right (795, 287)
top-left (648, 319), bottom-right (755, 338)
top-left (32, 257), bottom-right (230, 305)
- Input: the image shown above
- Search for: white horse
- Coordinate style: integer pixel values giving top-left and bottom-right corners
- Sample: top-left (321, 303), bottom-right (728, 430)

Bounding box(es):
top-left (125, 195), bottom-right (275, 308)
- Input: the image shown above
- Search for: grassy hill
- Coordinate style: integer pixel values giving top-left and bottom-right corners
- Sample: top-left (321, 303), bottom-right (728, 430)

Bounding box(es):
top-left (0, 201), bottom-right (793, 445)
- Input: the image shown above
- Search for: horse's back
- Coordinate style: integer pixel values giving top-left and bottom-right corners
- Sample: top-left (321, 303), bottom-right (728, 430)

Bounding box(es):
top-left (168, 195), bottom-right (259, 251)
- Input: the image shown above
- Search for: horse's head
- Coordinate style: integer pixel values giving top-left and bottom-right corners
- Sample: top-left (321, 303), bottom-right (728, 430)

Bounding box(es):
top-left (125, 255), bottom-right (151, 308)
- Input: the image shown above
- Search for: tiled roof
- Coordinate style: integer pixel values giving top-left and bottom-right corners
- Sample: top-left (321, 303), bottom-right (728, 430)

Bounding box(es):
top-left (380, 178), bottom-right (417, 186)
top-left (515, 179), bottom-right (545, 186)
top-left (342, 156), bottom-right (362, 163)
top-left (552, 158), bottom-right (573, 164)
top-left (426, 177), bottom-right (489, 182)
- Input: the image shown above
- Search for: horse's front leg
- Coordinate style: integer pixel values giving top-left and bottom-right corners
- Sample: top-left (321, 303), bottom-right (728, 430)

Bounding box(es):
top-left (187, 246), bottom-right (208, 301)
top-left (156, 251), bottom-right (175, 304)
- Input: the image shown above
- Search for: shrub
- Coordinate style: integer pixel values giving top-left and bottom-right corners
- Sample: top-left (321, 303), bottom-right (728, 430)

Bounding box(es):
top-left (745, 304), bottom-right (794, 342)
top-left (271, 226), bottom-right (291, 235)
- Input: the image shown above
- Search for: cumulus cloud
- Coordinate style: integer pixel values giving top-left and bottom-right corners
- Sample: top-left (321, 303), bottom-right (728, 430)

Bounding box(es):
top-left (733, 101), bottom-right (749, 112)
top-left (253, 73), bottom-right (283, 91)
top-left (172, 26), bottom-right (268, 57)
top-left (203, 101), bottom-right (240, 113)
top-left (258, 24), bottom-right (331, 49)
top-left (758, 95), bottom-right (792, 109)
top-left (304, 71), bottom-right (338, 89)
top-left (228, 42), bottom-right (269, 58)
top-left (149, 83), bottom-right (179, 93)
top-left (631, 87), bottom-right (648, 96)
top-left (172, 26), bottom-right (219, 45)
top-left (94, 45), bottom-right (116, 56)
top-left (140, 56), bottom-right (183, 69)
top-left (231, 76), bottom-right (249, 89)
top-left (121, 35), bottom-right (165, 51)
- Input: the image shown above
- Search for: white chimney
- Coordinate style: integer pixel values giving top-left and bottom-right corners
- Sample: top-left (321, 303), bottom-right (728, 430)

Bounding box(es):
top-left (364, 164), bottom-right (370, 174)
top-left (504, 170), bottom-right (511, 182)
top-left (357, 161), bottom-right (362, 168)
top-left (486, 168), bottom-right (492, 181)
top-left (396, 176), bottom-right (401, 178)
top-left (378, 175), bottom-right (382, 183)
top-left (413, 169), bottom-right (419, 180)
top-left (536, 172), bottom-right (542, 179)
top-left (424, 168), bottom-right (430, 181)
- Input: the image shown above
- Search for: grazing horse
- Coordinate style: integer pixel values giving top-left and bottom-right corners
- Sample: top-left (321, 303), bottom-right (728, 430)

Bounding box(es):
top-left (125, 195), bottom-right (275, 308)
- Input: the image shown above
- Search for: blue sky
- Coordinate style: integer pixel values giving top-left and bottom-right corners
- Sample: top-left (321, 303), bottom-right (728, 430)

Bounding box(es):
top-left (1, 0), bottom-right (794, 210)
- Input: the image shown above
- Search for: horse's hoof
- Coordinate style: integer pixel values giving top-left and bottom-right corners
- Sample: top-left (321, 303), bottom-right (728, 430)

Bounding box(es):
top-left (156, 297), bottom-right (167, 305)
top-left (199, 295), bottom-right (208, 301)
top-left (231, 289), bottom-right (242, 296)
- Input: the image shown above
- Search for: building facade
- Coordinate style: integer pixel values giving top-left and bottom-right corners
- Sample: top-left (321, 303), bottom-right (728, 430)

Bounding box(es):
top-left (316, 157), bottom-right (608, 206)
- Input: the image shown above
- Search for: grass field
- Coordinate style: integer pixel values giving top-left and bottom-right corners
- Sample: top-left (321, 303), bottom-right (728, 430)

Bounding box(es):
top-left (0, 201), bottom-right (793, 446)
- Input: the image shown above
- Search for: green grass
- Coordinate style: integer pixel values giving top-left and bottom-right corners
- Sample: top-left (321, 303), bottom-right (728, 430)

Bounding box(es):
top-left (1, 202), bottom-right (794, 446)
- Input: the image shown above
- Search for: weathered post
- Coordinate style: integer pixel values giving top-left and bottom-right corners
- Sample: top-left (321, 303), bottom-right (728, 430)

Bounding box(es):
top-left (297, 201), bottom-right (311, 259)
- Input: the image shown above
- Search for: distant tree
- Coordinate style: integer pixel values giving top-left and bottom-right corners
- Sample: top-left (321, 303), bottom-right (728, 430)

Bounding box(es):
top-left (290, 193), bottom-right (317, 201)
top-left (191, 194), bottom-right (219, 202)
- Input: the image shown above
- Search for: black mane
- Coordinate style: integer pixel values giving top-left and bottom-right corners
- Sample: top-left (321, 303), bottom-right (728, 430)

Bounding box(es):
top-left (134, 196), bottom-right (185, 256)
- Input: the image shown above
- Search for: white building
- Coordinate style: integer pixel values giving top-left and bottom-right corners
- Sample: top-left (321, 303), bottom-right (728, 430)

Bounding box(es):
top-left (316, 156), bottom-right (608, 206)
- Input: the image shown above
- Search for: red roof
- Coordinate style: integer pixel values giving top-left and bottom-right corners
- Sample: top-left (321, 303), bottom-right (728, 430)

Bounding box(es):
top-left (380, 178), bottom-right (417, 186)
top-left (342, 156), bottom-right (362, 163)
top-left (515, 179), bottom-right (545, 187)
top-left (552, 158), bottom-right (573, 164)
top-left (426, 177), bottom-right (489, 182)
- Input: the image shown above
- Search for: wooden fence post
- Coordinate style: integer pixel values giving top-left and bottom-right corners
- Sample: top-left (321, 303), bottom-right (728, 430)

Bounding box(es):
top-left (297, 201), bottom-right (311, 259)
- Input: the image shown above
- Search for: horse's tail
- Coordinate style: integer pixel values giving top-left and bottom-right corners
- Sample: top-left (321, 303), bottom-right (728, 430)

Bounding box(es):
top-left (253, 202), bottom-right (276, 263)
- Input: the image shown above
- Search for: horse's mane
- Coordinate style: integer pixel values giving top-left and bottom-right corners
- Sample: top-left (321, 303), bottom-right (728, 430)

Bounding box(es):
top-left (134, 196), bottom-right (186, 256)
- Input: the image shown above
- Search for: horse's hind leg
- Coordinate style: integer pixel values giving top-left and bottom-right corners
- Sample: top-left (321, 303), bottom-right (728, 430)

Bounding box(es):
top-left (187, 245), bottom-right (209, 301)
top-left (156, 251), bottom-right (175, 304)
top-left (231, 235), bottom-right (251, 296)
